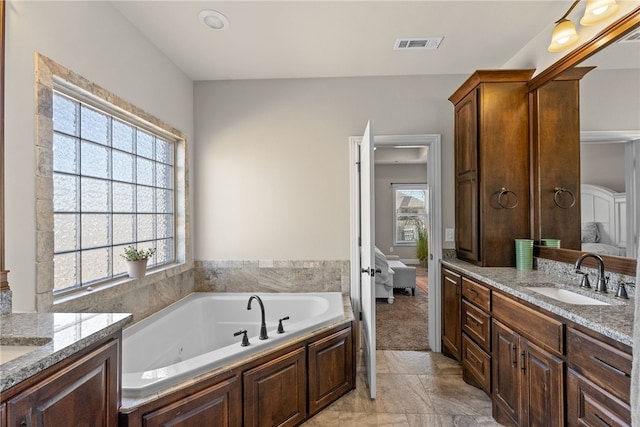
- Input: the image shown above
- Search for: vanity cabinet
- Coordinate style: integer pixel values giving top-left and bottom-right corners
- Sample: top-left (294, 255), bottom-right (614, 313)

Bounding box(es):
top-left (441, 267), bottom-right (461, 360)
top-left (3, 334), bottom-right (120, 427)
top-left (449, 69), bottom-right (534, 267)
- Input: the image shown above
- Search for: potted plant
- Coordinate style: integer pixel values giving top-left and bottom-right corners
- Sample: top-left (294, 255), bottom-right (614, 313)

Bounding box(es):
top-left (121, 246), bottom-right (156, 278)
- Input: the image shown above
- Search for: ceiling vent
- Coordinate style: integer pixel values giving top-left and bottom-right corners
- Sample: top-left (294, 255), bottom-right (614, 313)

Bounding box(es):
top-left (618, 29), bottom-right (640, 43)
top-left (394, 37), bottom-right (444, 50)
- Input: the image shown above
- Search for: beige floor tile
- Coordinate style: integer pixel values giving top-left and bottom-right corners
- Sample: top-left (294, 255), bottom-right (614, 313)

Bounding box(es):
top-left (339, 412), bottom-right (410, 426)
top-left (312, 349), bottom-right (500, 426)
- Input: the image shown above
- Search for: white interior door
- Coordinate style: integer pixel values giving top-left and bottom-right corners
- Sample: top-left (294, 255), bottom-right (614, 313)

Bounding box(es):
top-left (359, 121), bottom-right (376, 399)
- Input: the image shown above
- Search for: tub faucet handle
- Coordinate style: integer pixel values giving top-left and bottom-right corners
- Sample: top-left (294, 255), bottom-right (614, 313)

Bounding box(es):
top-left (234, 329), bottom-right (250, 346)
top-left (277, 316), bottom-right (290, 334)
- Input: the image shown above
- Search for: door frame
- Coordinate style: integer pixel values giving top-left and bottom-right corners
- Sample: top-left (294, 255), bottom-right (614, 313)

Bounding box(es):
top-left (349, 134), bottom-right (442, 352)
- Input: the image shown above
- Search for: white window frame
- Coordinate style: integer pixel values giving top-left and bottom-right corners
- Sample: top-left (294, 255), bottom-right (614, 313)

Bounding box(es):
top-left (392, 183), bottom-right (428, 246)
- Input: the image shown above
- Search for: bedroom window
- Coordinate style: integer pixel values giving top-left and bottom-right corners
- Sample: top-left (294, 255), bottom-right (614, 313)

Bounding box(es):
top-left (52, 88), bottom-right (176, 293)
top-left (393, 184), bottom-right (428, 246)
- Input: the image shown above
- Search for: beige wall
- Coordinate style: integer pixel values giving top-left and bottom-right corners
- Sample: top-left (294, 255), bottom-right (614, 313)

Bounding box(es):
top-left (193, 75), bottom-right (463, 261)
top-left (374, 164), bottom-right (428, 261)
top-left (5, 1), bottom-right (194, 312)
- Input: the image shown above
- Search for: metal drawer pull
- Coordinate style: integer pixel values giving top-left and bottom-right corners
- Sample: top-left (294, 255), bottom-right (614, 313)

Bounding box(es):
top-left (592, 356), bottom-right (628, 377)
top-left (520, 351), bottom-right (526, 372)
top-left (497, 187), bottom-right (519, 209)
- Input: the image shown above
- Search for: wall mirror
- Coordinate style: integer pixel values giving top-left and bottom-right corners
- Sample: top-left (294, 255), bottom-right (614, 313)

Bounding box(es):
top-left (530, 8), bottom-right (640, 276)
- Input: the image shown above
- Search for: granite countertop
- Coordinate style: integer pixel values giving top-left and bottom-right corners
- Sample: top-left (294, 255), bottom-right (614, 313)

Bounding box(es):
top-left (442, 259), bottom-right (634, 347)
top-left (0, 312), bottom-right (133, 392)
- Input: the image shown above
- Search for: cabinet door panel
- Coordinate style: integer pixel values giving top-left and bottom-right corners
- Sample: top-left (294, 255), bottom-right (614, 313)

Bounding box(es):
top-left (308, 327), bottom-right (354, 415)
top-left (142, 376), bottom-right (241, 427)
top-left (441, 269), bottom-right (461, 360)
top-left (243, 347), bottom-right (306, 427)
top-left (454, 90), bottom-right (479, 263)
top-left (491, 320), bottom-right (520, 426)
top-left (521, 340), bottom-right (564, 427)
top-left (6, 339), bottom-right (118, 427)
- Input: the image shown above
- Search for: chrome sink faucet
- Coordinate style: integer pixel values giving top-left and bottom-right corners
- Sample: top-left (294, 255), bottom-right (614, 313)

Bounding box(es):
top-left (247, 295), bottom-right (268, 340)
top-left (574, 253), bottom-right (608, 293)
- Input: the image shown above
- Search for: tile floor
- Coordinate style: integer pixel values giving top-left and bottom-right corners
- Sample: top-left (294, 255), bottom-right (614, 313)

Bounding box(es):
top-left (302, 350), bottom-right (503, 426)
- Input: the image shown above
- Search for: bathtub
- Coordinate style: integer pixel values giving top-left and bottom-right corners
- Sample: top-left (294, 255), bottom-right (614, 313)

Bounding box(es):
top-left (122, 292), bottom-right (345, 397)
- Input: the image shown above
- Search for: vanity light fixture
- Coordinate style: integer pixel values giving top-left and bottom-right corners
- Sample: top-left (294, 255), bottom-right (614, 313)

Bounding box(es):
top-left (548, 0), bottom-right (620, 52)
top-left (580, 0), bottom-right (619, 26)
top-left (199, 9), bottom-right (229, 31)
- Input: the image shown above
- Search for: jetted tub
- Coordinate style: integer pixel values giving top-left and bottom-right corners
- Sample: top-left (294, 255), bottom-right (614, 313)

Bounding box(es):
top-left (122, 292), bottom-right (345, 397)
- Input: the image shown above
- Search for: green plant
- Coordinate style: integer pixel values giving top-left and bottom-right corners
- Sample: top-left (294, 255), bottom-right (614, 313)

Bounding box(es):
top-left (121, 245), bottom-right (156, 261)
top-left (416, 224), bottom-right (429, 263)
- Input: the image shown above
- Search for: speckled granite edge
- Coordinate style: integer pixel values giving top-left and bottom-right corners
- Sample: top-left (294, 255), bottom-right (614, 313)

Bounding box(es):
top-left (0, 290), bottom-right (12, 315)
top-left (441, 259), bottom-right (634, 347)
top-left (1, 312), bottom-right (133, 392)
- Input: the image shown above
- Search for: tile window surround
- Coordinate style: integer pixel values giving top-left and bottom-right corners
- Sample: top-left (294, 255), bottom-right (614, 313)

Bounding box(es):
top-left (34, 53), bottom-right (192, 318)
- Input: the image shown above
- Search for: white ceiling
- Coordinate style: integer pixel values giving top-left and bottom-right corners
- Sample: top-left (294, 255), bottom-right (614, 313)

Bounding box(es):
top-left (111, 0), bottom-right (577, 81)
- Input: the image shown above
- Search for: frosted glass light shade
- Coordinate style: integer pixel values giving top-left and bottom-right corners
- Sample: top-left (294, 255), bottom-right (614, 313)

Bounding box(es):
top-left (580, 0), bottom-right (619, 25)
top-left (548, 19), bottom-right (581, 52)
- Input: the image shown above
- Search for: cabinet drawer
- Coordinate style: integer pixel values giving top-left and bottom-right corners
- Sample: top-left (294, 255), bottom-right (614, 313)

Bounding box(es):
top-left (566, 328), bottom-right (632, 403)
top-left (492, 292), bottom-right (563, 355)
top-left (461, 334), bottom-right (490, 395)
top-left (567, 369), bottom-right (630, 427)
top-left (461, 300), bottom-right (490, 352)
top-left (462, 277), bottom-right (490, 311)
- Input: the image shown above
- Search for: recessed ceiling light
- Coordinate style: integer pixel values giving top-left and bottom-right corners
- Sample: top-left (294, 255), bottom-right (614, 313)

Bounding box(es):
top-left (199, 10), bottom-right (229, 31)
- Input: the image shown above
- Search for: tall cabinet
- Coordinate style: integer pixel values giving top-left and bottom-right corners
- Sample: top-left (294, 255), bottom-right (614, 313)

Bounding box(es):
top-left (530, 67), bottom-right (593, 249)
top-left (449, 70), bottom-right (534, 266)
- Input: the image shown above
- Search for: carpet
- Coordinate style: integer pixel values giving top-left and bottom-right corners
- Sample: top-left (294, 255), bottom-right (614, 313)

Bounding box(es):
top-left (376, 285), bottom-right (429, 351)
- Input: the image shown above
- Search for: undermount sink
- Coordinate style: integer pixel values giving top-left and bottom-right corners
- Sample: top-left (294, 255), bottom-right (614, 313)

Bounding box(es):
top-left (0, 338), bottom-right (51, 364)
top-left (0, 345), bottom-right (41, 364)
top-left (525, 287), bottom-right (610, 306)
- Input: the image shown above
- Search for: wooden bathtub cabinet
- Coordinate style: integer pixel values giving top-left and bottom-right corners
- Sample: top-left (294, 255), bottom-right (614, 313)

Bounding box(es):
top-left (119, 322), bottom-right (355, 427)
top-left (1, 333), bottom-right (120, 427)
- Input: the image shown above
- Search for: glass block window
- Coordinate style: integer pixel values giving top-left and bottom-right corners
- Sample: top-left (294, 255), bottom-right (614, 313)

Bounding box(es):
top-left (393, 184), bottom-right (428, 245)
top-left (52, 90), bottom-right (175, 293)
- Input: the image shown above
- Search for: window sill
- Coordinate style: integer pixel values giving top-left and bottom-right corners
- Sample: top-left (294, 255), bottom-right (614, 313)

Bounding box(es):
top-left (53, 261), bottom-right (193, 307)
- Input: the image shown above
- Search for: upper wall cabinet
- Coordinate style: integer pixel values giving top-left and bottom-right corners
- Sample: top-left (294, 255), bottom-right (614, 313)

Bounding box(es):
top-left (449, 70), bottom-right (534, 267)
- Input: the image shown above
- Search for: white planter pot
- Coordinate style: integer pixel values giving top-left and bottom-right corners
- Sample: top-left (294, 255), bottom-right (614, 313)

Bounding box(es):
top-left (126, 259), bottom-right (148, 278)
